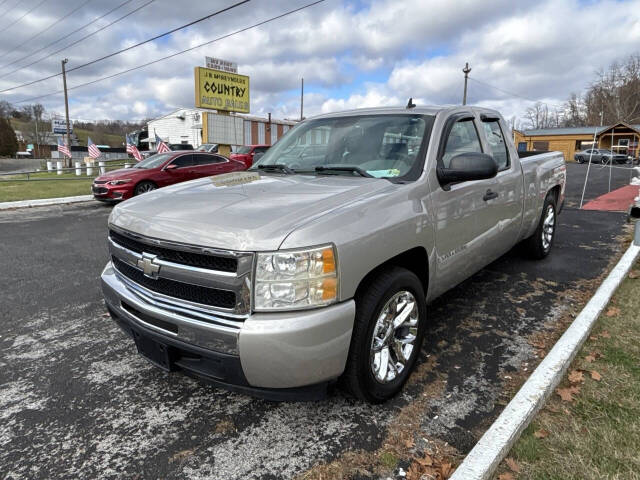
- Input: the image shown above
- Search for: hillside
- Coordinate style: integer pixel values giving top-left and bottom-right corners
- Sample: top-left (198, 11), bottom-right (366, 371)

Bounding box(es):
top-left (9, 118), bottom-right (124, 148)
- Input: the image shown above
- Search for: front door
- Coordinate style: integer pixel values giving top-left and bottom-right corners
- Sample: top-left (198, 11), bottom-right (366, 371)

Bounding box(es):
top-left (431, 115), bottom-right (501, 293)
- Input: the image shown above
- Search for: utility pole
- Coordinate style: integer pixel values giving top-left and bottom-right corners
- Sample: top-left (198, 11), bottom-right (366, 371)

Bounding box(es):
top-left (61, 59), bottom-right (72, 167)
top-left (300, 78), bottom-right (304, 121)
top-left (462, 62), bottom-right (471, 105)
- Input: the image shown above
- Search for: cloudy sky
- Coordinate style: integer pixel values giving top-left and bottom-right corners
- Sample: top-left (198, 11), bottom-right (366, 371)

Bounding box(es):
top-left (0, 0), bottom-right (639, 125)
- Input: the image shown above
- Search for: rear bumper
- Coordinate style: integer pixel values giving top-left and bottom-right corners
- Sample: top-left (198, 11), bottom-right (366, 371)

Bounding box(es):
top-left (101, 262), bottom-right (355, 394)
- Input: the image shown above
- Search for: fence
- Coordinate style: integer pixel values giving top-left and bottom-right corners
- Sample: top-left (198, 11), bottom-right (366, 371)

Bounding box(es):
top-left (0, 159), bottom-right (133, 182)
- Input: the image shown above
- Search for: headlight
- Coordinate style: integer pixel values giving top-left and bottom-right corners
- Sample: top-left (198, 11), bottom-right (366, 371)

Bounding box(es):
top-left (108, 179), bottom-right (131, 185)
top-left (254, 245), bottom-right (338, 311)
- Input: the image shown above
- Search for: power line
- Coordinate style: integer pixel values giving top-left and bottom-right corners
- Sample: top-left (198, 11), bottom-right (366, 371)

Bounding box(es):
top-left (0, 0), bottom-right (48, 35)
top-left (11, 0), bottom-right (326, 105)
top-left (0, 0), bottom-right (138, 78)
top-left (0, 0), bottom-right (147, 78)
top-left (0, 0), bottom-right (20, 18)
top-left (0, 0), bottom-right (94, 61)
top-left (468, 76), bottom-right (566, 111)
top-left (0, 0), bottom-right (250, 94)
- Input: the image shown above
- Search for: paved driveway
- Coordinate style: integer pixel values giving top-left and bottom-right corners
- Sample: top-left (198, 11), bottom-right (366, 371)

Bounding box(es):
top-left (0, 163), bottom-right (631, 479)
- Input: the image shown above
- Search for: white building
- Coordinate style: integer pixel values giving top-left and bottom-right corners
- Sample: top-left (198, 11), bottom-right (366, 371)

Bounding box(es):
top-left (147, 108), bottom-right (297, 150)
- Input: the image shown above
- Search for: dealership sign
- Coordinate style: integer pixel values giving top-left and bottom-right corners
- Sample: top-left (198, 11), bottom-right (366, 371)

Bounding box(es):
top-left (205, 56), bottom-right (237, 73)
top-left (51, 117), bottom-right (73, 134)
top-left (194, 67), bottom-right (249, 113)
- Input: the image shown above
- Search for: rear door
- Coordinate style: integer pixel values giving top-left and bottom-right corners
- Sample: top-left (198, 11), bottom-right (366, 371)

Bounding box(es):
top-left (478, 115), bottom-right (524, 260)
top-left (189, 154), bottom-right (230, 177)
top-left (431, 113), bottom-right (500, 289)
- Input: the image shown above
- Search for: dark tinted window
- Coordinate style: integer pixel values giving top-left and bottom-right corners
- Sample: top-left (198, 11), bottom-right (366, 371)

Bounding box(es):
top-left (169, 154), bottom-right (194, 168)
top-left (482, 120), bottom-right (509, 170)
top-left (193, 154), bottom-right (224, 166)
top-left (254, 147), bottom-right (268, 154)
top-left (442, 119), bottom-right (483, 168)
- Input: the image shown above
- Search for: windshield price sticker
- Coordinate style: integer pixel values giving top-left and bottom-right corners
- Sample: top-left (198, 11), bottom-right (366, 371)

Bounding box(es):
top-left (211, 171), bottom-right (261, 187)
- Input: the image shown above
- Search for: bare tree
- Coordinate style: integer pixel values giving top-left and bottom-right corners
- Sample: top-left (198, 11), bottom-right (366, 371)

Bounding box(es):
top-left (583, 54), bottom-right (640, 125)
top-left (524, 102), bottom-right (551, 129)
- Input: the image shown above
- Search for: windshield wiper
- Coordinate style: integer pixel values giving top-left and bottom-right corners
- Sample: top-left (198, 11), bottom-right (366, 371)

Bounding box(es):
top-left (257, 164), bottom-right (295, 174)
top-left (315, 166), bottom-right (373, 178)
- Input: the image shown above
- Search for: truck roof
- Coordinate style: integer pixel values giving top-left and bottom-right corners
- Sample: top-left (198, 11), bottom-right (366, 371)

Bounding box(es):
top-left (308, 105), bottom-right (502, 120)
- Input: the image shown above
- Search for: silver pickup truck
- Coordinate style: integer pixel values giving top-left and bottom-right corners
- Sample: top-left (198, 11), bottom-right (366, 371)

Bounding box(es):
top-left (101, 106), bottom-right (566, 402)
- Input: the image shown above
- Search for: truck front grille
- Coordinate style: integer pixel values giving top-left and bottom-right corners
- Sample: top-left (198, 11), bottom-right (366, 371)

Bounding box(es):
top-left (112, 256), bottom-right (236, 309)
top-left (109, 229), bottom-right (238, 273)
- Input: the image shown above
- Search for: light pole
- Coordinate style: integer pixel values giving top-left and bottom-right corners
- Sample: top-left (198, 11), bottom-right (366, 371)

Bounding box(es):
top-left (462, 62), bottom-right (471, 105)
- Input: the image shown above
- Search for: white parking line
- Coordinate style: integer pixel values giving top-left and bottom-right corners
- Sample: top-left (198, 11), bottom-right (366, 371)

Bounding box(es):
top-left (450, 241), bottom-right (640, 480)
top-left (0, 195), bottom-right (95, 210)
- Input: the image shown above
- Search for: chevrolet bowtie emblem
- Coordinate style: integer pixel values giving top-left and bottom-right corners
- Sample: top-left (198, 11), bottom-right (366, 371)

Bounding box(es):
top-left (137, 253), bottom-right (160, 278)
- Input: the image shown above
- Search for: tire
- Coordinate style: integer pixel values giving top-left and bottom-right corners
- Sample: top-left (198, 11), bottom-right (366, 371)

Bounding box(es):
top-left (134, 181), bottom-right (157, 196)
top-left (342, 266), bottom-right (427, 403)
top-left (577, 156), bottom-right (585, 164)
top-left (524, 192), bottom-right (557, 259)
top-left (601, 156), bottom-right (609, 165)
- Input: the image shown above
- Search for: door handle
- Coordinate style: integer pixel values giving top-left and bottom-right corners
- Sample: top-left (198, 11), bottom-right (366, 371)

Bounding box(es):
top-left (483, 189), bottom-right (499, 201)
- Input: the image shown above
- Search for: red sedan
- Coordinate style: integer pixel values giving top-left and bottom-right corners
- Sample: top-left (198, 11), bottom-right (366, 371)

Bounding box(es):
top-left (92, 151), bottom-right (246, 202)
top-left (229, 144), bottom-right (269, 168)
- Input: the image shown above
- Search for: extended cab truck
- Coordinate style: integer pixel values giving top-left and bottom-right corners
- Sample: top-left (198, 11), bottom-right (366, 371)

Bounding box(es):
top-left (101, 106), bottom-right (566, 403)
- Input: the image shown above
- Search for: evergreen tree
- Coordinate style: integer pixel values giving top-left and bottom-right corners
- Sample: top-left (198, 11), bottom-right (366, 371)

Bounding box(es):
top-left (0, 117), bottom-right (18, 157)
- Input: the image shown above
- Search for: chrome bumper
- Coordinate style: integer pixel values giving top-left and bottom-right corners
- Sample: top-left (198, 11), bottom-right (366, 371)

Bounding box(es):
top-left (101, 262), bottom-right (355, 389)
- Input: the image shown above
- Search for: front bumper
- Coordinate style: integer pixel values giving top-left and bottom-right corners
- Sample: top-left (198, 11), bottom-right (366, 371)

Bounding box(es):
top-left (92, 183), bottom-right (133, 201)
top-left (101, 262), bottom-right (355, 394)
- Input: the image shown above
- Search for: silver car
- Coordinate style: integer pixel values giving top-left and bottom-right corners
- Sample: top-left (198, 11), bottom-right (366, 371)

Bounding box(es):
top-left (101, 106), bottom-right (566, 402)
top-left (574, 149), bottom-right (628, 164)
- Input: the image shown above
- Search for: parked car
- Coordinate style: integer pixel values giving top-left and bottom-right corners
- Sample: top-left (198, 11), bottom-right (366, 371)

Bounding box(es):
top-left (229, 144), bottom-right (269, 168)
top-left (574, 149), bottom-right (628, 164)
top-left (91, 151), bottom-right (246, 202)
top-left (196, 143), bottom-right (219, 153)
top-left (169, 143), bottom-right (194, 151)
top-left (101, 106), bottom-right (565, 402)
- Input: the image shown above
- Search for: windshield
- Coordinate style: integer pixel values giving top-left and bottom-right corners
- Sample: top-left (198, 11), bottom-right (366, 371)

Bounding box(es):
top-left (236, 146), bottom-right (252, 154)
top-left (251, 114), bottom-right (433, 180)
top-left (134, 153), bottom-right (172, 169)
top-left (196, 144), bottom-right (216, 151)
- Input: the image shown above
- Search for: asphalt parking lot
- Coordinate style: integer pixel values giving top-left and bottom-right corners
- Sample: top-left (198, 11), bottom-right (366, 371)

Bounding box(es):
top-left (0, 163), bottom-right (634, 479)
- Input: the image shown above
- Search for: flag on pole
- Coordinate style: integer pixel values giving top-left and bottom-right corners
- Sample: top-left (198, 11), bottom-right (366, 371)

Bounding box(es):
top-left (155, 134), bottom-right (171, 153)
top-left (126, 134), bottom-right (143, 161)
top-left (57, 137), bottom-right (72, 158)
top-left (87, 137), bottom-right (101, 159)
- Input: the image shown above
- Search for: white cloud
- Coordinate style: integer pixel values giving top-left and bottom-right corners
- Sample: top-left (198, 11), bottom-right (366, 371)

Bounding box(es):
top-left (0, 0), bottom-right (639, 126)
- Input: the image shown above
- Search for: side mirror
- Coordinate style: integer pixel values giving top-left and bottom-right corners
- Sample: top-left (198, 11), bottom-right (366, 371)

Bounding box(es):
top-left (437, 152), bottom-right (498, 186)
top-left (165, 163), bottom-right (178, 171)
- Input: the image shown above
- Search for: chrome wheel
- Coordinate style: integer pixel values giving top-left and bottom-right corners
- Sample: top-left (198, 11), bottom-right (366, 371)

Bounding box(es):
top-left (541, 204), bottom-right (555, 250)
top-left (370, 290), bottom-right (419, 384)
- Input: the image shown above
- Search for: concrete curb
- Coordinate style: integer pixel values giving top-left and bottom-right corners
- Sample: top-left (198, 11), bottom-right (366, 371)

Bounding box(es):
top-left (0, 195), bottom-right (95, 211)
top-left (450, 242), bottom-right (640, 480)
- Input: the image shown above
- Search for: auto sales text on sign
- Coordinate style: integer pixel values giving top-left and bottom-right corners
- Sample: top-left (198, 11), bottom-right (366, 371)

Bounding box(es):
top-left (194, 67), bottom-right (250, 113)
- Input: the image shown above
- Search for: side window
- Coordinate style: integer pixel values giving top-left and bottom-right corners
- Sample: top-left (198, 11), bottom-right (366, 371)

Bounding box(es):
top-left (442, 119), bottom-right (483, 168)
top-left (482, 120), bottom-right (509, 170)
top-left (169, 154), bottom-right (194, 168)
top-left (253, 147), bottom-right (268, 154)
top-left (193, 154), bottom-right (224, 166)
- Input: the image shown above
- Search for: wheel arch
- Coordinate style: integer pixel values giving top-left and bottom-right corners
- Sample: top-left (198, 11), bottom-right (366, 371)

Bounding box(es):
top-left (353, 247), bottom-right (429, 301)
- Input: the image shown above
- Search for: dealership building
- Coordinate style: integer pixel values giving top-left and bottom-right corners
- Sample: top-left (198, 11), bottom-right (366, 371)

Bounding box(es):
top-left (146, 108), bottom-right (297, 149)
top-left (513, 122), bottom-right (640, 161)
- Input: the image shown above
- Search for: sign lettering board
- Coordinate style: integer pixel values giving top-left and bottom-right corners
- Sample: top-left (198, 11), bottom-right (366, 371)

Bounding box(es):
top-left (194, 67), bottom-right (250, 113)
top-left (205, 56), bottom-right (237, 73)
top-left (51, 117), bottom-right (73, 134)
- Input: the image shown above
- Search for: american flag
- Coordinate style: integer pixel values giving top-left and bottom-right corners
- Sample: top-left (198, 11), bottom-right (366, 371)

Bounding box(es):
top-left (87, 137), bottom-right (101, 159)
top-left (155, 134), bottom-right (171, 154)
top-left (57, 137), bottom-right (71, 158)
top-left (126, 134), bottom-right (143, 161)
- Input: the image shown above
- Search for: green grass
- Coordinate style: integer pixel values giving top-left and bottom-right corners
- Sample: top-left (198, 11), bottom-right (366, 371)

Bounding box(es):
top-left (0, 179), bottom-right (93, 202)
top-left (497, 260), bottom-right (640, 479)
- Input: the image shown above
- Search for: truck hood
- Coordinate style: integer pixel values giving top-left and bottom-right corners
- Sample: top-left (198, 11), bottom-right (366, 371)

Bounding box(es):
top-left (109, 172), bottom-right (393, 251)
